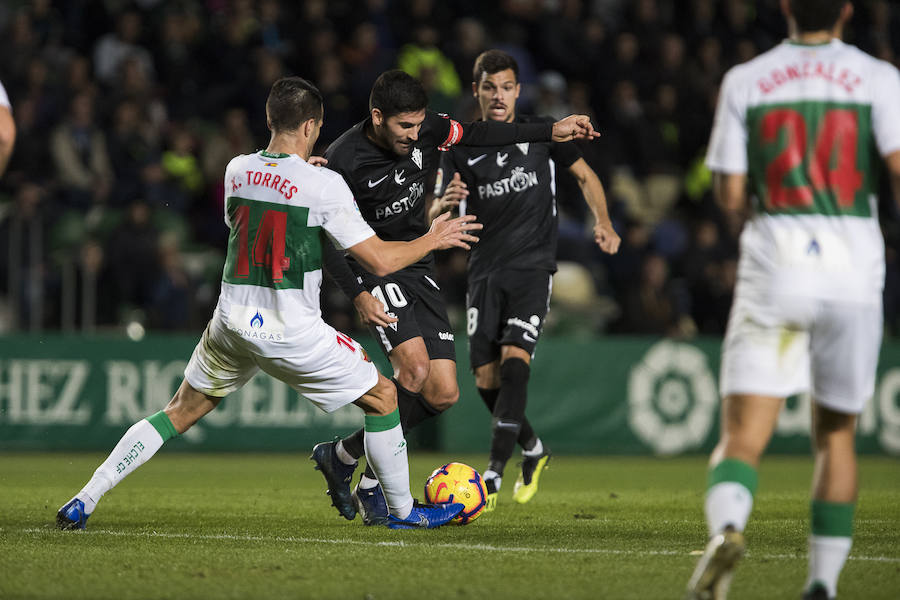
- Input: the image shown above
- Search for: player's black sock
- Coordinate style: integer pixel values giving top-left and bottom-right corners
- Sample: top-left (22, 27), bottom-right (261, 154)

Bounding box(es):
top-left (478, 386), bottom-right (537, 451)
top-left (340, 428), bottom-right (365, 460)
top-left (487, 358), bottom-right (530, 475)
top-left (360, 378), bottom-right (440, 480)
top-left (394, 378), bottom-right (439, 432)
top-left (477, 386), bottom-right (500, 411)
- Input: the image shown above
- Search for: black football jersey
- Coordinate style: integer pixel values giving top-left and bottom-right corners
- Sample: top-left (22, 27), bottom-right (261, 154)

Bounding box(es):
top-left (325, 112), bottom-right (554, 275)
top-left (438, 115), bottom-right (581, 280)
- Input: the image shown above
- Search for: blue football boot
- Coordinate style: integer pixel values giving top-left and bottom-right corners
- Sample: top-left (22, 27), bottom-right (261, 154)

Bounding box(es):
top-left (386, 500), bottom-right (464, 529)
top-left (310, 440), bottom-right (357, 520)
top-left (352, 479), bottom-right (390, 526)
top-left (56, 498), bottom-right (90, 530)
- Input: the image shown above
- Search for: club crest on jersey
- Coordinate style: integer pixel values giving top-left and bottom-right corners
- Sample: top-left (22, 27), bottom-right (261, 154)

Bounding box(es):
top-left (394, 169), bottom-right (407, 185)
top-left (264, 162), bottom-right (278, 167)
top-left (411, 147), bottom-right (423, 169)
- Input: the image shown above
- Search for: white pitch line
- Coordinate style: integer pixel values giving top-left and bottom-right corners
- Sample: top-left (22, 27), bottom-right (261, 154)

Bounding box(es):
top-left (14, 528), bottom-right (900, 563)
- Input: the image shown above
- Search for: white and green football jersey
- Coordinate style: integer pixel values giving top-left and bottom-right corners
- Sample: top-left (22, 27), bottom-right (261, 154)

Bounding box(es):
top-left (214, 150), bottom-right (374, 356)
top-left (707, 39), bottom-right (900, 304)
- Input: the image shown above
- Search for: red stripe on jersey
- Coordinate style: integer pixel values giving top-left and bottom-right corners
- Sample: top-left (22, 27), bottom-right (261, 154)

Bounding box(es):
top-left (438, 119), bottom-right (463, 151)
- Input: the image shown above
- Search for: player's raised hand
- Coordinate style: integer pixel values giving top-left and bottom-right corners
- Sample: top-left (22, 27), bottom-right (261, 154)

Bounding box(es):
top-left (594, 219), bottom-right (621, 254)
top-left (552, 115), bottom-right (601, 142)
top-left (352, 291), bottom-right (397, 327)
top-left (428, 212), bottom-right (482, 250)
top-left (437, 172), bottom-right (468, 212)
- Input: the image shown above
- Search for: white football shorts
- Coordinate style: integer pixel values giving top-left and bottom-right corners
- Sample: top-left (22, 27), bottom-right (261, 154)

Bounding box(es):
top-left (184, 317), bottom-right (379, 413)
top-left (720, 290), bottom-right (882, 414)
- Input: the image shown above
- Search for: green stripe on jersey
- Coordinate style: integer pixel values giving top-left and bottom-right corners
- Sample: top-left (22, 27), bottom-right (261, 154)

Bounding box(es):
top-left (222, 197), bottom-right (322, 290)
top-left (746, 101), bottom-right (875, 218)
top-left (365, 409), bottom-right (402, 433)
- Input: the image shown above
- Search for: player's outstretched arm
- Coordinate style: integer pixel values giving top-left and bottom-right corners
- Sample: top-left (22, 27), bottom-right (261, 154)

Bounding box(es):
top-left (568, 158), bottom-right (620, 254)
top-left (347, 213), bottom-right (482, 277)
top-left (552, 115), bottom-right (600, 142)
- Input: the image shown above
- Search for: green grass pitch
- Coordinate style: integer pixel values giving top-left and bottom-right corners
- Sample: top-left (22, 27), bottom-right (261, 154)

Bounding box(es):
top-left (1, 453), bottom-right (897, 599)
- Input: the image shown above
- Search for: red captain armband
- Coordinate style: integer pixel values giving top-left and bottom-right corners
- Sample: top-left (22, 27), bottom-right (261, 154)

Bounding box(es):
top-left (438, 115), bottom-right (463, 151)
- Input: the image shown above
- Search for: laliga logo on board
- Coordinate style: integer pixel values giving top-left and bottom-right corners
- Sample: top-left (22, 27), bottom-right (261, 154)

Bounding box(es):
top-left (627, 340), bottom-right (717, 455)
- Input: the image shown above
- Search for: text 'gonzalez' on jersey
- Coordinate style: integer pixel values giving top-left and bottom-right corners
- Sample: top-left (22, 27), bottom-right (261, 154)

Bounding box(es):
top-left (705, 38), bottom-right (900, 305)
top-left (323, 112), bottom-right (464, 272)
top-left (707, 39), bottom-right (900, 218)
top-left (439, 115), bottom-right (580, 280)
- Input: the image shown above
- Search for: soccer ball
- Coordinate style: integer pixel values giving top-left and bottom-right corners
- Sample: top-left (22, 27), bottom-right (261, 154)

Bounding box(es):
top-left (424, 462), bottom-right (487, 524)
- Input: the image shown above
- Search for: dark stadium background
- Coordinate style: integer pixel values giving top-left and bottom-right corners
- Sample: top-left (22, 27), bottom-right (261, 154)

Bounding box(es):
top-left (1, 0), bottom-right (898, 339)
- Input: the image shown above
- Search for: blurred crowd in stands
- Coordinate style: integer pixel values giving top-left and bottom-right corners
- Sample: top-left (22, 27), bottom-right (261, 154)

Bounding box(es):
top-left (1, 0), bottom-right (899, 338)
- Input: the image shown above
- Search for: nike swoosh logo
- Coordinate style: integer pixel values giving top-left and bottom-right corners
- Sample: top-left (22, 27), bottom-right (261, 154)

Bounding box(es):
top-left (368, 174), bottom-right (389, 188)
top-left (523, 333), bottom-right (536, 342)
top-left (467, 154), bottom-right (487, 166)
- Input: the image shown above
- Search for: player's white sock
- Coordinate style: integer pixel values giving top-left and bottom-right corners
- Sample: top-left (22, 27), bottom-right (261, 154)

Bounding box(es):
top-left (705, 482), bottom-right (753, 536)
top-left (805, 535), bottom-right (851, 598)
top-left (358, 474), bottom-right (379, 490)
top-left (523, 438), bottom-right (544, 457)
top-left (805, 500), bottom-right (855, 598)
top-left (335, 440), bottom-right (357, 466)
top-left (77, 411), bottom-right (178, 514)
top-left (705, 458), bottom-right (757, 536)
top-left (483, 470), bottom-right (501, 490)
top-left (363, 409), bottom-right (413, 519)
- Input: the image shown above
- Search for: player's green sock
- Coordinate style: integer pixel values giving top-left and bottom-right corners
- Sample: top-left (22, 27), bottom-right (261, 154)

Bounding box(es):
top-left (805, 500), bottom-right (854, 599)
top-left (363, 409), bottom-right (413, 519)
top-left (77, 411), bottom-right (178, 513)
top-left (704, 458), bottom-right (757, 536)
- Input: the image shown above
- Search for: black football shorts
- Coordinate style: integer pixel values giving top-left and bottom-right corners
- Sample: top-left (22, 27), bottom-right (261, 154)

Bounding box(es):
top-left (357, 268), bottom-right (457, 361)
top-left (466, 269), bottom-right (553, 370)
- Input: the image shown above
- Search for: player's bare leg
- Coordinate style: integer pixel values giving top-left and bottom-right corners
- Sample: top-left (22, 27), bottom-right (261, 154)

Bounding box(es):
top-left (803, 405), bottom-right (857, 600)
top-left (685, 394), bottom-right (781, 599)
top-left (57, 381), bottom-right (219, 529)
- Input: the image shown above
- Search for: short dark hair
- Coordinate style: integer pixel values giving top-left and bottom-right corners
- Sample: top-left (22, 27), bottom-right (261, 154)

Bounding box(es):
top-left (789, 0), bottom-right (846, 33)
top-left (369, 70), bottom-right (428, 118)
top-left (473, 50), bottom-right (519, 84)
top-left (265, 77), bottom-right (323, 133)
